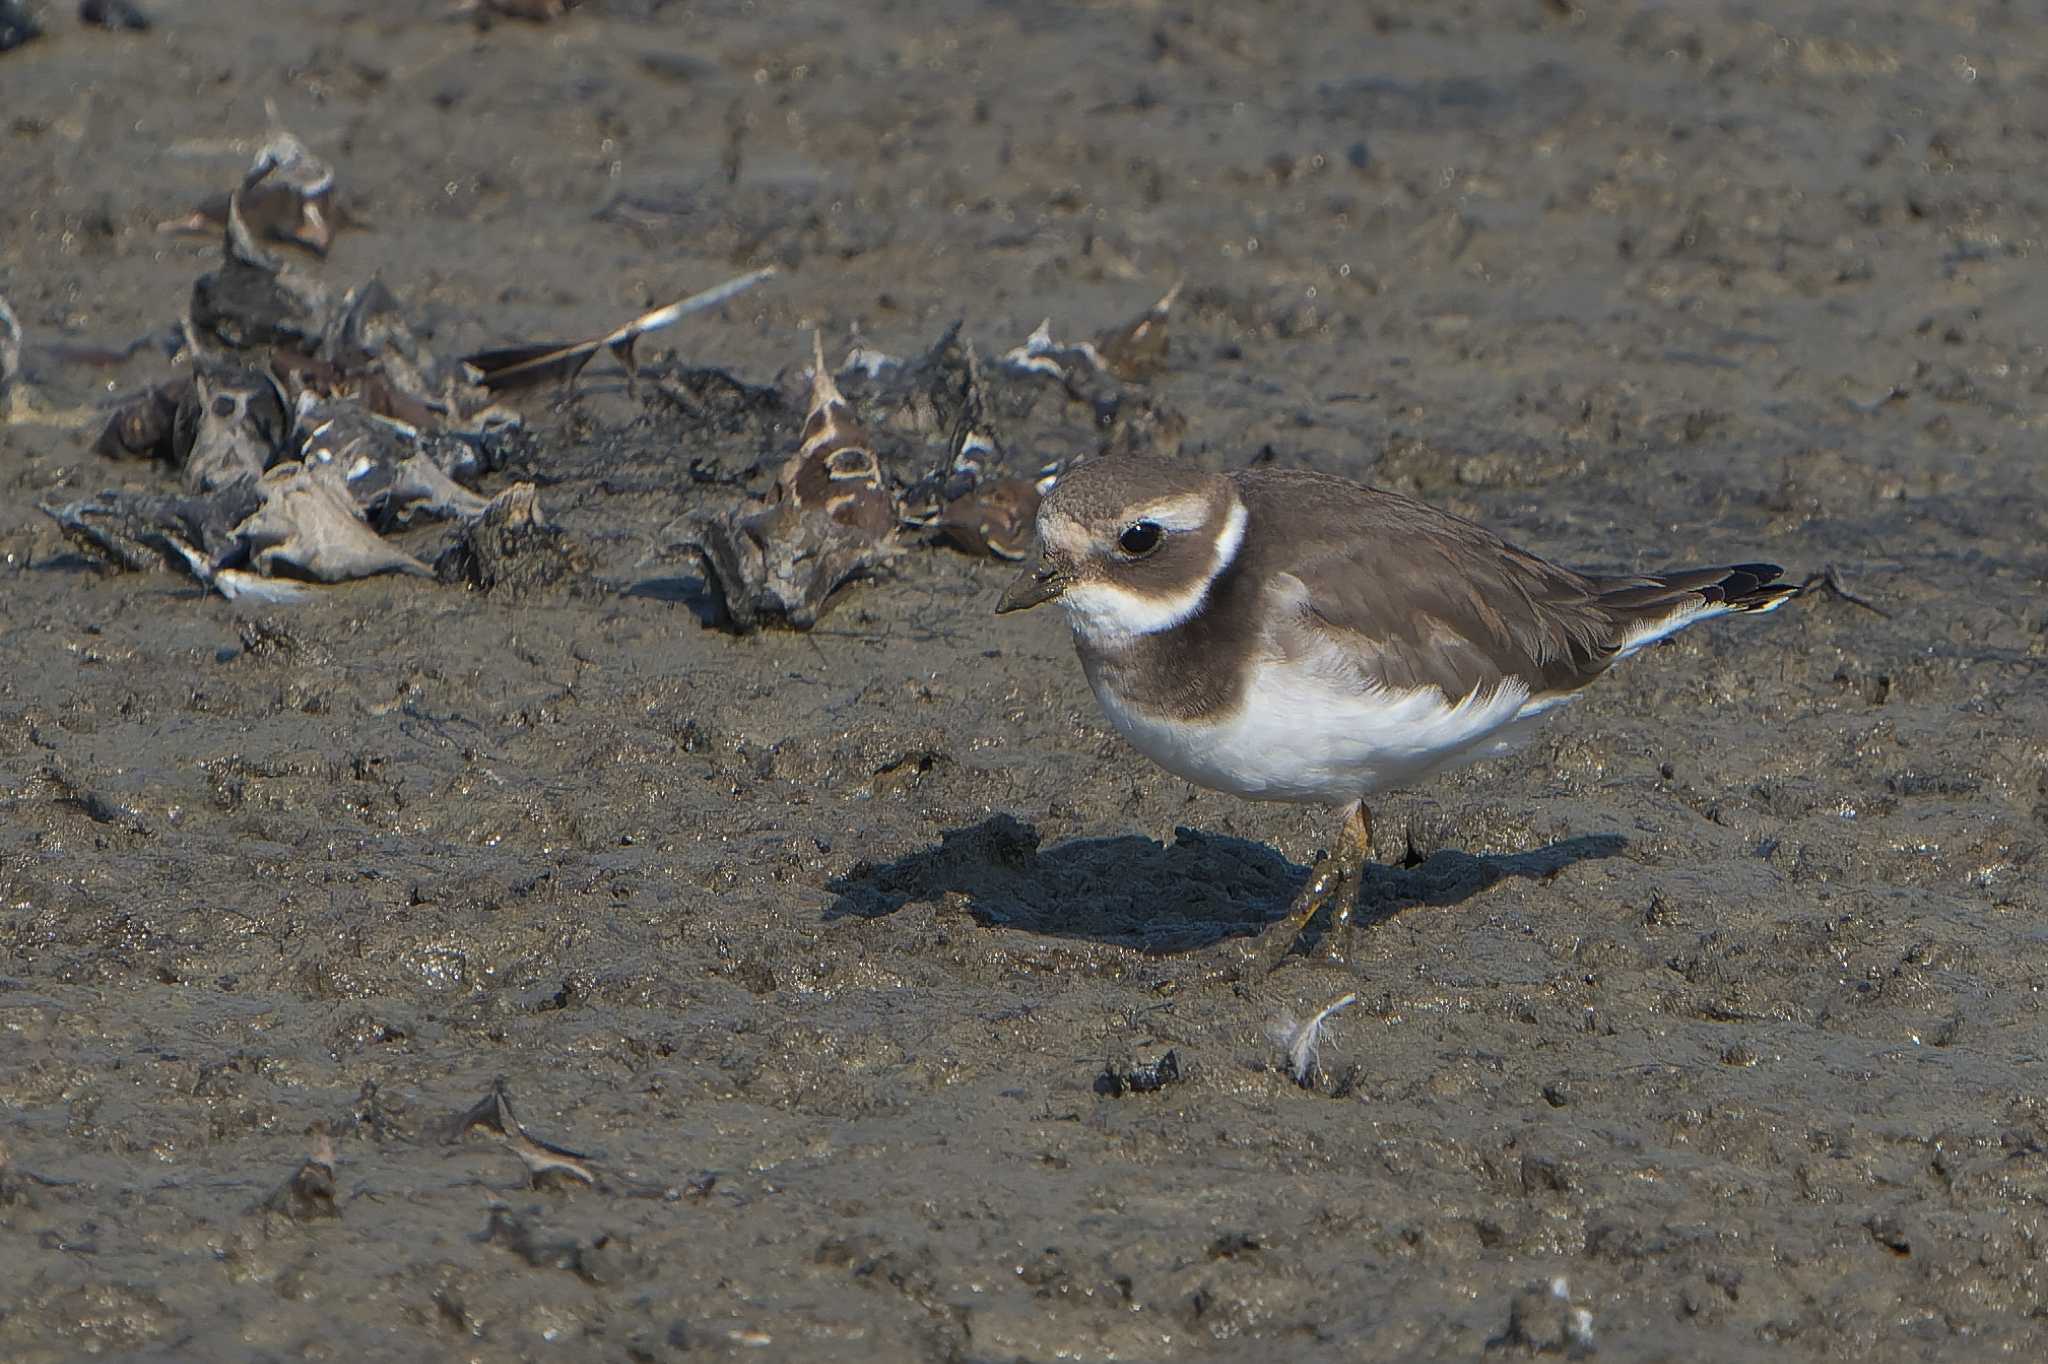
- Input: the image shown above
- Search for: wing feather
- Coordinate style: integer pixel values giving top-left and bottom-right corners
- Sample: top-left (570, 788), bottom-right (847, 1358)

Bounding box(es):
top-left (1231, 469), bottom-right (1615, 700)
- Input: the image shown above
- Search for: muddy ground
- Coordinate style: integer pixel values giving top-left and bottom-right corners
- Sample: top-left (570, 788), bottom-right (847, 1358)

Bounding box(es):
top-left (3, 0), bottom-right (2047, 1358)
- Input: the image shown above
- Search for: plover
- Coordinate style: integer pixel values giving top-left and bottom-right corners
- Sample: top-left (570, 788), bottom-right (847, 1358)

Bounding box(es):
top-left (997, 455), bottom-right (1797, 970)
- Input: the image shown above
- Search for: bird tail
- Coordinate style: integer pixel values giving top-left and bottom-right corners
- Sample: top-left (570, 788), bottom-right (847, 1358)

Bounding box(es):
top-left (1592, 563), bottom-right (1798, 658)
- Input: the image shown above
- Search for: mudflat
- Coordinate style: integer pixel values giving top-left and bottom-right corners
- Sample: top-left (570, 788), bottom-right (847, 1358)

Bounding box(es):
top-left (2, 2), bottom-right (2045, 1358)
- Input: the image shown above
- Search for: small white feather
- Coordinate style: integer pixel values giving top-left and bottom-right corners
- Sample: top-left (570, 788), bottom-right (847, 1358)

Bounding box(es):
top-left (1267, 991), bottom-right (1359, 1085)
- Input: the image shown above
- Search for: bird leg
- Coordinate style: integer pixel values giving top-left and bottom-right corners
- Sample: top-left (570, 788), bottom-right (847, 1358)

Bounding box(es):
top-left (1316, 801), bottom-right (1375, 965)
top-left (1242, 801), bottom-right (1373, 974)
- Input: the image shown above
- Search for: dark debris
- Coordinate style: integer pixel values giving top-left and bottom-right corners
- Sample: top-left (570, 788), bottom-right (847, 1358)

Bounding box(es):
top-left (1096, 1047), bottom-right (1183, 1097)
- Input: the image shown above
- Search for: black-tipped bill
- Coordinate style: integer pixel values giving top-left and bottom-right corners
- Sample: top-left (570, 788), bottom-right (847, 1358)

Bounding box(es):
top-left (995, 553), bottom-right (1068, 614)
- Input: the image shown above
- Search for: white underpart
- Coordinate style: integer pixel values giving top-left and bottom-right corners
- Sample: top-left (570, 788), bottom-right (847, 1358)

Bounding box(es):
top-left (1612, 600), bottom-right (1726, 659)
top-left (1058, 500), bottom-right (1248, 644)
top-left (1090, 647), bottom-right (1550, 803)
top-left (1612, 585), bottom-right (1790, 659)
top-left (1515, 691), bottom-right (1576, 720)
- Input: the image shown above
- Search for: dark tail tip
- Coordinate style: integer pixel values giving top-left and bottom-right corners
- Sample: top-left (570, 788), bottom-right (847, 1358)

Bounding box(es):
top-left (1711, 563), bottom-right (1798, 612)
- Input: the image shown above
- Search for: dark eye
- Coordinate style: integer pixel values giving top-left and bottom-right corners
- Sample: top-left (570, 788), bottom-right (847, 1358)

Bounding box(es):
top-left (1117, 521), bottom-right (1163, 557)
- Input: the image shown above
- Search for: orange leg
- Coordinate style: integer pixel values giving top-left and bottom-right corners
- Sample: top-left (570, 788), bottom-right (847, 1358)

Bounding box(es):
top-left (1318, 802), bottom-right (1374, 964)
top-left (1243, 801), bottom-right (1373, 974)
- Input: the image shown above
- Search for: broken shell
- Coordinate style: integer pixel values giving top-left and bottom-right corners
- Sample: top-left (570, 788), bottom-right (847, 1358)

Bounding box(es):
top-left (189, 188), bottom-right (331, 352)
top-left (1093, 278), bottom-right (1183, 382)
top-left (234, 461), bottom-right (432, 583)
top-left (93, 380), bottom-right (187, 463)
top-left (933, 477), bottom-right (1041, 560)
top-left (175, 362), bottom-right (290, 493)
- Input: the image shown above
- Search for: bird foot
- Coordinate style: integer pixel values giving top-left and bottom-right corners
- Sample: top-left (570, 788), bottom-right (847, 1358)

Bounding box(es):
top-left (1246, 802), bottom-right (1374, 974)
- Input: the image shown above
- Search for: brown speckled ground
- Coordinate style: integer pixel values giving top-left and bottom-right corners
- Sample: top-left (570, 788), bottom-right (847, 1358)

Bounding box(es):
top-left (3, 1), bottom-right (2047, 1359)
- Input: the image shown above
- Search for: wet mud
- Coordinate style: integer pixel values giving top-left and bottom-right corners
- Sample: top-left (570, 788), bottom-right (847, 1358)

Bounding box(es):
top-left (3, 1), bottom-right (2046, 1358)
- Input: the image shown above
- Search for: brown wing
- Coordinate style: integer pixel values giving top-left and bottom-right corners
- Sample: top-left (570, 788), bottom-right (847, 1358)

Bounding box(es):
top-left (1229, 468), bottom-right (1617, 700)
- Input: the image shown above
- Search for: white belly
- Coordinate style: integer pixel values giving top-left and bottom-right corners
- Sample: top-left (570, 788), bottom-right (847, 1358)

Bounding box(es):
top-left (1087, 657), bottom-right (1570, 805)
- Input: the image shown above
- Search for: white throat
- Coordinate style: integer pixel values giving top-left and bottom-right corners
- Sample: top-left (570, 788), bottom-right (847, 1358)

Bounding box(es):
top-left (1059, 498), bottom-right (1248, 645)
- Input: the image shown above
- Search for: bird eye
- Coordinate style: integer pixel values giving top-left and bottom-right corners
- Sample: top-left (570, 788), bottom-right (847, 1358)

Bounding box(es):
top-left (1117, 521), bottom-right (1163, 557)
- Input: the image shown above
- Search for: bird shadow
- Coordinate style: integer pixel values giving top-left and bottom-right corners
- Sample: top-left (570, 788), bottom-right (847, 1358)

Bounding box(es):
top-left (824, 813), bottom-right (1628, 956)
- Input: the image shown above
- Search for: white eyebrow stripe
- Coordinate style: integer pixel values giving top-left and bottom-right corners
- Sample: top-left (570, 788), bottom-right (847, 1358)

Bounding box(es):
top-left (1129, 493), bottom-right (1213, 533)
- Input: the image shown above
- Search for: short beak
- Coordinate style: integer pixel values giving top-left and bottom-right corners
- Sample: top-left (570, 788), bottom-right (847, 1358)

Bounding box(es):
top-left (995, 551), bottom-right (1069, 614)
